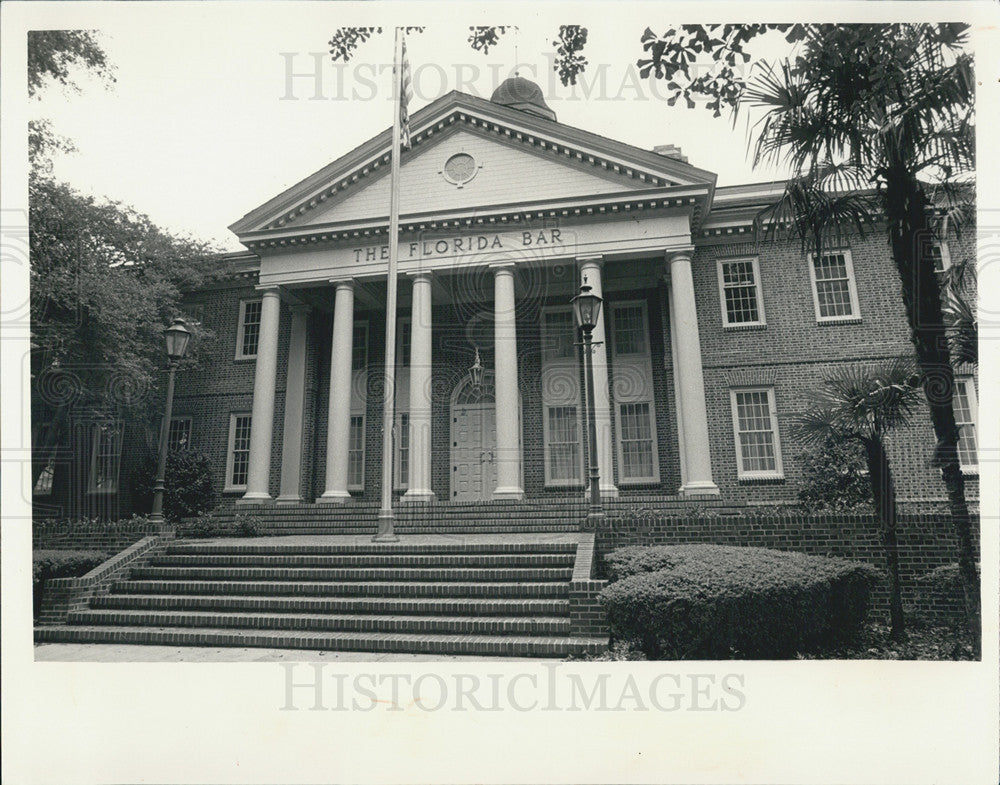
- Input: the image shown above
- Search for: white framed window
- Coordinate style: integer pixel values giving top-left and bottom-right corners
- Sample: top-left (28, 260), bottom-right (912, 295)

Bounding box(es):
top-left (236, 299), bottom-right (262, 359)
top-left (167, 417), bottom-right (192, 451)
top-left (926, 216), bottom-right (952, 274)
top-left (544, 405), bottom-right (583, 485)
top-left (88, 420), bottom-right (124, 494)
top-left (807, 250), bottom-right (861, 322)
top-left (394, 412), bottom-right (410, 490)
top-left (610, 300), bottom-right (660, 484)
top-left (953, 377), bottom-right (978, 473)
top-left (348, 415), bottom-right (365, 490)
top-left (611, 303), bottom-right (649, 356)
top-left (717, 257), bottom-right (766, 327)
top-left (396, 318), bottom-right (412, 368)
top-left (352, 322), bottom-right (369, 371)
top-left (618, 402), bottom-right (656, 481)
top-left (542, 308), bottom-right (577, 362)
top-left (730, 388), bottom-right (784, 480)
top-left (225, 413), bottom-right (252, 492)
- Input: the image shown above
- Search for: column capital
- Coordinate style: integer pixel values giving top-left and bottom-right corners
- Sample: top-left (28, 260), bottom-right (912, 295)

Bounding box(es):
top-left (488, 261), bottom-right (517, 273)
top-left (254, 284), bottom-right (282, 296)
top-left (578, 254), bottom-right (604, 267)
top-left (328, 276), bottom-right (355, 289)
top-left (406, 269), bottom-right (434, 280)
top-left (665, 246), bottom-right (697, 265)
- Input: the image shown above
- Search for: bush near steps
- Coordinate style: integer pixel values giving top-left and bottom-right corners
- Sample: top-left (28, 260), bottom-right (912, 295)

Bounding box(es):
top-left (600, 544), bottom-right (881, 659)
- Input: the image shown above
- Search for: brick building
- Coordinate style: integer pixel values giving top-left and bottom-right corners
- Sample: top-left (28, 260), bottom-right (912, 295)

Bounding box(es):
top-left (35, 77), bottom-right (979, 518)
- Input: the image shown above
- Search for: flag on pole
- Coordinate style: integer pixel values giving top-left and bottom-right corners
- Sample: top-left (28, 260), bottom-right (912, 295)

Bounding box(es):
top-left (399, 33), bottom-right (414, 150)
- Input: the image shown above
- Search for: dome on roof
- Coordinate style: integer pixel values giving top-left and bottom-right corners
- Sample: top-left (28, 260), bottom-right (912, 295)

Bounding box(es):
top-left (490, 76), bottom-right (557, 122)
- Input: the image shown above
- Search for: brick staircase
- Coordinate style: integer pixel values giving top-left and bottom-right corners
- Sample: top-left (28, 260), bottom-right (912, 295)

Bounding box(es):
top-left (35, 534), bottom-right (609, 658)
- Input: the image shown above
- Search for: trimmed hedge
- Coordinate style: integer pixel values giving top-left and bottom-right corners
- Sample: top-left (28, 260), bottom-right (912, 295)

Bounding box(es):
top-left (33, 549), bottom-right (110, 620)
top-left (600, 544), bottom-right (881, 659)
top-left (179, 511), bottom-right (263, 538)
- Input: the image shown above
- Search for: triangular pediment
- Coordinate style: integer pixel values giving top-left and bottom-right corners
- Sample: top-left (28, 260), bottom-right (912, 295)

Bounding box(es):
top-left (230, 91), bottom-right (717, 239)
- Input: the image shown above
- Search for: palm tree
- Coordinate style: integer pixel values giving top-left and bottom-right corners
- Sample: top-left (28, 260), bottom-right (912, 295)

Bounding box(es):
top-left (792, 360), bottom-right (921, 640)
top-left (743, 23), bottom-right (980, 651)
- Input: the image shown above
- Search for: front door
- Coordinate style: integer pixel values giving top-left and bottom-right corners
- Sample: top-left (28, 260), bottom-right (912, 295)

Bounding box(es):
top-left (451, 404), bottom-right (497, 501)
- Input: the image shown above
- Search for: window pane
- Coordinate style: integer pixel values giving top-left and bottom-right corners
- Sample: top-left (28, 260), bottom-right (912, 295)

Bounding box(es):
top-left (547, 405), bottom-right (579, 481)
top-left (722, 260), bottom-right (760, 324)
top-left (543, 311), bottom-right (576, 360)
top-left (734, 391), bottom-right (777, 473)
top-left (168, 419), bottom-right (191, 451)
top-left (240, 301), bottom-right (262, 356)
top-left (231, 415), bottom-right (252, 487)
top-left (954, 380), bottom-right (978, 467)
top-left (619, 402), bottom-right (654, 479)
top-left (348, 415), bottom-right (365, 487)
top-left (352, 325), bottom-right (367, 371)
top-left (813, 253), bottom-right (855, 318)
top-left (397, 413), bottom-right (410, 485)
top-left (613, 305), bottom-right (647, 355)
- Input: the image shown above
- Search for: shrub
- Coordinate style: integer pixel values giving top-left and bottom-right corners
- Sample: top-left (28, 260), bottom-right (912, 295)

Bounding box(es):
top-left (181, 511), bottom-right (263, 538)
top-left (33, 549), bottom-right (110, 620)
top-left (600, 544), bottom-right (881, 659)
top-left (133, 449), bottom-right (217, 521)
top-left (796, 437), bottom-right (873, 512)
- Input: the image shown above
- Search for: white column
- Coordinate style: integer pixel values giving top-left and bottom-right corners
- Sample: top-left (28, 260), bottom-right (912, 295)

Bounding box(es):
top-left (403, 271), bottom-right (435, 502)
top-left (667, 248), bottom-right (719, 496)
top-left (276, 305), bottom-right (310, 504)
top-left (579, 256), bottom-right (618, 498)
top-left (318, 278), bottom-right (354, 503)
top-left (239, 286), bottom-right (281, 504)
top-left (491, 263), bottom-right (523, 500)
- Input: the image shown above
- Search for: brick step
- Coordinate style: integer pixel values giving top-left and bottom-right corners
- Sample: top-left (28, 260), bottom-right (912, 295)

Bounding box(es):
top-left (166, 541), bottom-right (577, 556)
top-left (250, 526), bottom-right (580, 536)
top-left (152, 553), bottom-right (576, 568)
top-left (112, 579), bottom-right (570, 598)
top-left (130, 566), bottom-right (574, 582)
top-left (34, 625), bottom-right (607, 657)
top-left (91, 593), bottom-right (571, 617)
top-left (67, 609), bottom-right (571, 636)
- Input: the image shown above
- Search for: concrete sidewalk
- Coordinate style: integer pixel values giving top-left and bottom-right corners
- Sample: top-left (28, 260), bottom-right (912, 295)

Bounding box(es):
top-left (34, 642), bottom-right (548, 662)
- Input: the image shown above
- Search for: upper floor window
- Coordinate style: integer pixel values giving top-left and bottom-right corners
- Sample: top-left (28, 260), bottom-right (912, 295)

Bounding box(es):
top-left (611, 303), bottom-right (648, 356)
top-left (730, 387), bottom-right (784, 480)
top-left (236, 299), bottom-right (262, 359)
top-left (953, 376), bottom-right (978, 473)
top-left (808, 250), bottom-right (861, 323)
top-left (352, 323), bottom-right (369, 371)
top-left (717, 257), bottom-right (766, 327)
top-left (542, 309), bottom-right (577, 361)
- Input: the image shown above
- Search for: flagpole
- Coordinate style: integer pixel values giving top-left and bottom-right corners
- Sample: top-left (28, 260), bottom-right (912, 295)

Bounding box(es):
top-left (374, 26), bottom-right (404, 541)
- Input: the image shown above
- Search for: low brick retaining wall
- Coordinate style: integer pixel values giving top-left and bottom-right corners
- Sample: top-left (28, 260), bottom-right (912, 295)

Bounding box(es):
top-left (592, 512), bottom-right (977, 622)
top-left (33, 520), bottom-right (165, 551)
top-left (37, 536), bottom-right (170, 624)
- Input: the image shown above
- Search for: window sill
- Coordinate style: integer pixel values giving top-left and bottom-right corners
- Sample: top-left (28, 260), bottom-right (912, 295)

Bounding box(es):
top-left (233, 355), bottom-right (257, 363)
top-left (223, 486), bottom-right (248, 495)
top-left (544, 481), bottom-right (585, 489)
top-left (87, 488), bottom-right (118, 495)
top-left (738, 475), bottom-right (786, 485)
top-left (723, 322), bottom-right (767, 332)
top-left (816, 317), bottom-right (862, 326)
top-left (961, 468), bottom-right (979, 477)
top-left (618, 479), bottom-right (662, 488)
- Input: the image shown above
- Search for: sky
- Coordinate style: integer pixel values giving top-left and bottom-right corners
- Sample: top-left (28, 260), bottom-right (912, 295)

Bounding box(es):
top-left (28, 6), bottom-right (802, 251)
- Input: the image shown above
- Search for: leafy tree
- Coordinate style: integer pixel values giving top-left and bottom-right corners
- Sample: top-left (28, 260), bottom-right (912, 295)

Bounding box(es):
top-left (29, 30), bottom-right (225, 494)
top-left (792, 360), bottom-right (921, 640)
top-left (132, 449), bottom-right (217, 521)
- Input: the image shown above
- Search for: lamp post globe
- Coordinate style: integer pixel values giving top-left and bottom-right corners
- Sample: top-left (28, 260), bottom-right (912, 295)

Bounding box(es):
top-left (150, 319), bottom-right (191, 527)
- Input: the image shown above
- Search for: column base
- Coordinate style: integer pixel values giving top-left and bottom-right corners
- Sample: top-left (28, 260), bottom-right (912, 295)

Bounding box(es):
top-left (681, 481), bottom-right (720, 497)
top-left (373, 511), bottom-right (400, 542)
top-left (492, 487), bottom-right (524, 501)
top-left (236, 493), bottom-right (273, 506)
top-left (316, 491), bottom-right (352, 504)
top-left (275, 494), bottom-right (304, 505)
top-left (401, 489), bottom-right (437, 504)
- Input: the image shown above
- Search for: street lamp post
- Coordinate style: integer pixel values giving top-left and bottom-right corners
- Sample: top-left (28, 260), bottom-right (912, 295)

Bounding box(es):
top-left (150, 318), bottom-right (191, 527)
top-left (571, 282), bottom-right (605, 527)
